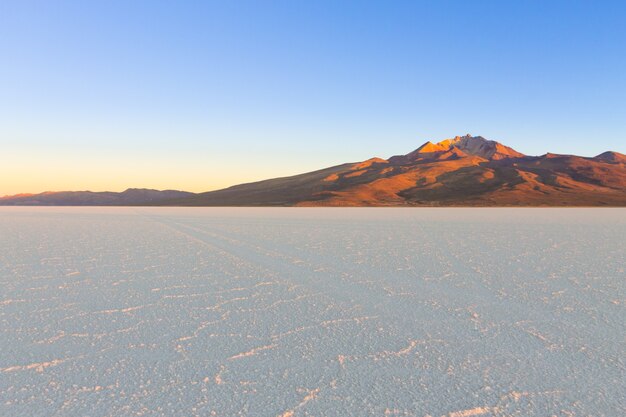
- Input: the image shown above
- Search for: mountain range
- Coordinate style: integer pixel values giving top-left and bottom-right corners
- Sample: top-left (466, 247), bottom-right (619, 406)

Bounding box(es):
top-left (2, 135), bottom-right (625, 206)
top-left (0, 188), bottom-right (194, 206)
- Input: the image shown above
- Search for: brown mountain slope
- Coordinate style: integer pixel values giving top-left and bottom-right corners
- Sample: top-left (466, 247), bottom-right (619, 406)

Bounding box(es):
top-left (170, 135), bottom-right (626, 206)
top-left (158, 163), bottom-right (356, 206)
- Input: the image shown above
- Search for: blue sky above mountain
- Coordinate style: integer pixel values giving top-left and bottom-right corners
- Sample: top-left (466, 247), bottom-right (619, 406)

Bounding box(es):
top-left (1, 0), bottom-right (625, 194)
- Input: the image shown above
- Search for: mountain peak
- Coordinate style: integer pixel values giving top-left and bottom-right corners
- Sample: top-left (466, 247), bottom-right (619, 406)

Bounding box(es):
top-left (400, 134), bottom-right (525, 162)
top-left (594, 151), bottom-right (626, 163)
top-left (444, 135), bottom-right (524, 160)
top-left (414, 141), bottom-right (449, 153)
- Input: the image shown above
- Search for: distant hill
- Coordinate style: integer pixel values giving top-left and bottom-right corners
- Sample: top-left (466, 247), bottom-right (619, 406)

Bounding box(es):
top-left (0, 188), bottom-right (195, 206)
top-left (2, 135), bottom-right (625, 206)
top-left (166, 135), bottom-right (626, 206)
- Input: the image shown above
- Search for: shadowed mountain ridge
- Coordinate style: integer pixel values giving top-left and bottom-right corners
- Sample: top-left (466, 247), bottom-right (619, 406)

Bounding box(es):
top-left (0, 188), bottom-right (195, 206)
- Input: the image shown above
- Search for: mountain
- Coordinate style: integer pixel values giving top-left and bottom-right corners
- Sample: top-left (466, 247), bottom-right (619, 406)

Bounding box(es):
top-left (594, 151), bottom-right (626, 163)
top-left (166, 135), bottom-right (626, 206)
top-left (0, 188), bottom-right (195, 206)
top-left (2, 135), bottom-right (625, 206)
top-left (389, 135), bottom-right (525, 163)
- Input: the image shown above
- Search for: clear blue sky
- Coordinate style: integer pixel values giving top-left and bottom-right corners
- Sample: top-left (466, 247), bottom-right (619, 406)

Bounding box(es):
top-left (1, 0), bottom-right (625, 194)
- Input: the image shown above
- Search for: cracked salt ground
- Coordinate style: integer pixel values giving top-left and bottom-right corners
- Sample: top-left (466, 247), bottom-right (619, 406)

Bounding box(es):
top-left (0, 208), bottom-right (624, 416)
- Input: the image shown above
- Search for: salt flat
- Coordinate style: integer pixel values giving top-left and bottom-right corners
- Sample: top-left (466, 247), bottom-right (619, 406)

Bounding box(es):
top-left (0, 207), bottom-right (624, 417)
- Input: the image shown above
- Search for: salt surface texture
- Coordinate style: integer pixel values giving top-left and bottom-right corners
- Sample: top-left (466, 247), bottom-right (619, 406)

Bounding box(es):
top-left (0, 207), bottom-right (624, 416)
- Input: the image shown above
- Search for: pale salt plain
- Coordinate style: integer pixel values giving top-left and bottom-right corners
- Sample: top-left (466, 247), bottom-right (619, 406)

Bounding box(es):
top-left (0, 207), bottom-right (624, 417)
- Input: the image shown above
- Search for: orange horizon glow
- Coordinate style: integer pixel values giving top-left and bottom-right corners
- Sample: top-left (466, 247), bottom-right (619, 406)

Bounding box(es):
top-left (0, 149), bottom-right (350, 197)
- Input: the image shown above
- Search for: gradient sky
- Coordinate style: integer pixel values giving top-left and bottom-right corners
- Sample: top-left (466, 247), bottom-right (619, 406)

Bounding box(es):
top-left (1, 0), bottom-right (625, 195)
